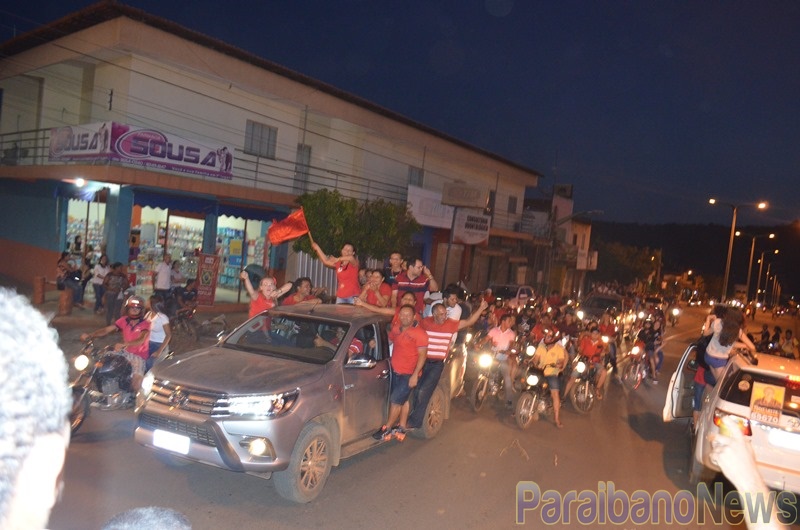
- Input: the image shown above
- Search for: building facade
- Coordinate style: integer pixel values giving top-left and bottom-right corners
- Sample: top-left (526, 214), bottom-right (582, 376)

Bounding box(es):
top-left (0, 3), bottom-right (544, 303)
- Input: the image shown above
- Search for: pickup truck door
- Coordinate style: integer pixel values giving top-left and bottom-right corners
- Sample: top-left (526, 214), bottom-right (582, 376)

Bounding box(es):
top-left (342, 324), bottom-right (390, 439)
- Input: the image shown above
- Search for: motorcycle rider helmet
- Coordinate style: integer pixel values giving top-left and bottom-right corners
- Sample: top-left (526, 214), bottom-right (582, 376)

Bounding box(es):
top-left (124, 295), bottom-right (145, 318)
top-left (543, 327), bottom-right (561, 345)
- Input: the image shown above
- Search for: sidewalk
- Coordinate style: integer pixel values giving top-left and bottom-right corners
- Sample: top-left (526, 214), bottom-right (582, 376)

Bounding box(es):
top-left (0, 274), bottom-right (251, 344)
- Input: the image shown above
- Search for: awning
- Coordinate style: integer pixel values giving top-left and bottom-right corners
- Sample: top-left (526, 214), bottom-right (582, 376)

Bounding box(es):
top-left (218, 201), bottom-right (289, 223)
top-left (132, 189), bottom-right (216, 215)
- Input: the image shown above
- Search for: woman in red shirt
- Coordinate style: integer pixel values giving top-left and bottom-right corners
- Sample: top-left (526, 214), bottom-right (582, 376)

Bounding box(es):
top-left (240, 270), bottom-right (291, 318)
top-left (311, 240), bottom-right (360, 303)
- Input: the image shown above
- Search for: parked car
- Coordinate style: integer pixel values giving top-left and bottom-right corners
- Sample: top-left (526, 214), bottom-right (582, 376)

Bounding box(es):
top-left (489, 284), bottom-right (534, 309)
top-left (664, 345), bottom-right (800, 493)
top-left (134, 304), bottom-right (465, 503)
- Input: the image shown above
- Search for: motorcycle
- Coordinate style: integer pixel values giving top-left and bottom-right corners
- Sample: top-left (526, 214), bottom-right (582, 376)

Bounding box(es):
top-left (171, 308), bottom-right (229, 342)
top-left (468, 348), bottom-right (507, 412)
top-left (69, 339), bottom-right (170, 434)
top-left (668, 307), bottom-right (680, 327)
top-left (515, 358), bottom-right (560, 429)
top-left (621, 340), bottom-right (649, 390)
top-left (568, 355), bottom-right (598, 414)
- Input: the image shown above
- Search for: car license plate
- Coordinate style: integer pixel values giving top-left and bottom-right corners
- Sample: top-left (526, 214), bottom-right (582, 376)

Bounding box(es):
top-left (153, 429), bottom-right (190, 454)
top-left (767, 429), bottom-right (800, 452)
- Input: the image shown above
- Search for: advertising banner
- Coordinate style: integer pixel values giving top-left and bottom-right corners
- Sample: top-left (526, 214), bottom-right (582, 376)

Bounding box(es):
top-left (196, 253), bottom-right (221, 305)
top-left (49, 121), bottom-right (234, 179)
top-left (453, 209), bottom-right (491, 245)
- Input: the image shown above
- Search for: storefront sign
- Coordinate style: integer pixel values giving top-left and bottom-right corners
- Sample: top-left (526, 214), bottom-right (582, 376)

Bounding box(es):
top-left (196, 253), bottom-right (221, 305)
top-left (406, 185), bottom-right (453, 228)
top-left (442, 182), bottom-right (487, 208)
top-left (453, 209), bottom-right (491, 245)
top-left (49, 122), bottom-right (234, 180)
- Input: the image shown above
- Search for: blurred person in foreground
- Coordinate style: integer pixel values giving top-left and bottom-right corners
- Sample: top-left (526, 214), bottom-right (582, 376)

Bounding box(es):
top-left (0, 288), bottom-right (70, 529)
top-left (102, 506), bottom-right (191, 530)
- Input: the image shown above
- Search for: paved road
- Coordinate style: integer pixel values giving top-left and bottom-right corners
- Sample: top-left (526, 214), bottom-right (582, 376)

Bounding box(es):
top-left (48, 307), bottom-right (799, 529)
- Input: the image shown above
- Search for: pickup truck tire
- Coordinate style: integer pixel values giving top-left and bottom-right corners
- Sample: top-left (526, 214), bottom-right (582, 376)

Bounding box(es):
top-left (413, 386), bottom-right (446, 439)
top-left (274, 423), bottom-right (332, 503)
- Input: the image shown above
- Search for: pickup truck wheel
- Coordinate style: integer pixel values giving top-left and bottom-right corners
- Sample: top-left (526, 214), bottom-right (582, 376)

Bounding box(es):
top-left (414, 386), bottom-right (446, 439)
top-left (274, 423), bottom-right (332, 503)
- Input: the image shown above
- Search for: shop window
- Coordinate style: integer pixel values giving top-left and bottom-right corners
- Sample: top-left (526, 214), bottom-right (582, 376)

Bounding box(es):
top-left (245, 120), bottom-right (278, 159)
top-left (408, 166), bottom-right (424, 187)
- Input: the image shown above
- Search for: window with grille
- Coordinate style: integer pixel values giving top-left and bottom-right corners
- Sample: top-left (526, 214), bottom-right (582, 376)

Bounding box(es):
top-left (508, 196), bottom-right (517, 214)
top-left (294, 144), bottom-right (311, 193)
top-left (408, 166), bottom-right (424, 187)
top-left (244, 120), bottom-right (278, 159)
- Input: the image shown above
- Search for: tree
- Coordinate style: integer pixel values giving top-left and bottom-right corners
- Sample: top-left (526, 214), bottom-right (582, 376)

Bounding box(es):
top-left (293, 189), bottom-right (421, 259)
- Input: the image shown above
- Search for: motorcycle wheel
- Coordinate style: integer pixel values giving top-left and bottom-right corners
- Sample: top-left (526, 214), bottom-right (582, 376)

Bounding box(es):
top-left (515, 391), bottom-right (539, 430)
top-left (622, 361), bottom-right (642, 390)
top-left (469, 376), bottom-right (489, 412)
top-left (569, 380), bottom-right (595, 414)
top-left (70, 387), bottom-right (90, 435)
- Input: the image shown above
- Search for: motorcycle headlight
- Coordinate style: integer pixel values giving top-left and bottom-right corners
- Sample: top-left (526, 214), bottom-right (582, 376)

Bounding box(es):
top-left (478, 352), bottom-right (494, 369)
top-left (638, 311), bottom-right (646, 319)
top-left (141, 371), bottom-right (155, 396)
top-left (576, 361), bottom-right (587, 374)
top-left (672, 308), bottom-right (680, 316)
top-left (525, 344), bottom-right (535, 356)
top-left (576, 310), bottom-right (585, 320)
top-left (601, 336), bottom-right (609, 344)
top-left (226, 389), bottom-right (300, 418)
top-left (73, 354), bottom-right (90, 371)
top-left (465, 332), bottom-right (473, 343)
top-left (526, 374), bottom-right (540, 386)
top-left (631, 346), bottom-right (641, 355)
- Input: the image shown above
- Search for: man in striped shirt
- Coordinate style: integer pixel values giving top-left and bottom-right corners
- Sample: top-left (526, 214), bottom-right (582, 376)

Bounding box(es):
top-left (407, 298), bottom-right (488, 430)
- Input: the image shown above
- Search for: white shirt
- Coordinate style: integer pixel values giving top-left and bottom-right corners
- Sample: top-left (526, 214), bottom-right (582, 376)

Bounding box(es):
top-left (92, 264), bottom-right (110, 286)
top-left (148, 311), bottom-right (170, 343)
top-left (446, 303), bottom-right (462, 321)
top-left (154, 261), bottom-right (172, 290)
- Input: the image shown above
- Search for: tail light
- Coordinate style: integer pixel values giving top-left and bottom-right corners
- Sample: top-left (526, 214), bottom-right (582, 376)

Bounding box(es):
top-left (713, 409), bottom-right (752, 436)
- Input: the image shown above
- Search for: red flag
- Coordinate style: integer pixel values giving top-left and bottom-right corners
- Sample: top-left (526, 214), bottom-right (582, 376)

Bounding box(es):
top-left (268, 208), bottom-right (309, 245)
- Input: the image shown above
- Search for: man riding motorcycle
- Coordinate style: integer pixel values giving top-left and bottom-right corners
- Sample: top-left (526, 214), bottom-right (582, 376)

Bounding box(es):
top-left (80, 296), bottom-right (150, 391)
top-left (531, 327), bottom-right (568, 428)
top-left (565, 325), bottom-right (608, 399)
top-left (475, 313), bottom-right (518, 408)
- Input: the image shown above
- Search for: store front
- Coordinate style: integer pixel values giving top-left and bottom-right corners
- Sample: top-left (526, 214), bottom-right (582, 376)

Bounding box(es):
top-left (62, 185), bottom-right (288, 305)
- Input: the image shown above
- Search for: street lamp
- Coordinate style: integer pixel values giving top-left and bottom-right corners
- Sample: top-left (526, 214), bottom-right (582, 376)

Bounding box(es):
top-left (708, 198), bottom-right (767, 302)
top-left (735, 231), bottom-right (775, 302)
top-left (755, 249), bottom-right (779, 309)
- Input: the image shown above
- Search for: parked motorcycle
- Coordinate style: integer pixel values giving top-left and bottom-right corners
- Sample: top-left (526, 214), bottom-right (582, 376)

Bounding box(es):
top-left (69, 339), bottom-right (170, 434)
top-left (568, 355), bottom-right (598, 414)
top-left (171, 309), bottom-right (229, 342)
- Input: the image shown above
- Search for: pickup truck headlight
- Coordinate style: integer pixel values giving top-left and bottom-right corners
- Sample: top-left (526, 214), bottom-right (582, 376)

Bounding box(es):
top-left (227, 389), bottom-right (300, 418)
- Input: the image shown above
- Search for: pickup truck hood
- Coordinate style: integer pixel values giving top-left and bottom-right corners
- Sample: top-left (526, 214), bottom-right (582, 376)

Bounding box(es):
top-left (152, 346), bottom-right (326, 395)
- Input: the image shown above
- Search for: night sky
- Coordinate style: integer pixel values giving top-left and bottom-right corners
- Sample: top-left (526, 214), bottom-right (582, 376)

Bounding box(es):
top-left (2, 1), bottom-right (799, 226)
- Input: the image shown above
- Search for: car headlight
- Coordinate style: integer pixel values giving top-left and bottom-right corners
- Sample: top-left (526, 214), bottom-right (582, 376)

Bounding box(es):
top-left (526, 374), bottom-right (540, 386)
top-left (73, 354), bottom-right (90, 371)
top-left (227, 389), bottom-right (300, 418)
top-left (576, 310), bottom-right (585, 320)
top-left (526, 344), bottom-right (535, 356)
top-left (575, 361), bottom-right (587, 374)
top-left (478, 352), bottom-right (494, 369)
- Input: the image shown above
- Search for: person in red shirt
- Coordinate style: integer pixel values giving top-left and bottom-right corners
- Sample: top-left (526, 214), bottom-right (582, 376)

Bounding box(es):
top-left (373, 305), bottom-right (428, 442)
top-left (407, 299), bottom-right (488, 430)
top-left (355, 291), bottom-right (419, 328)
top-left (391, 257), bottom-right (438, 312)
top-left (80, 296), bottom-right (151, 391)
top-left (311, 240), bottom-right (360, 303)
top-left (281, 277), bottom-right (321, 306)
top-left (240, 270), bottom-right (291, 318)
top-left (597, 312), bottom-right (618, 375)
top-left (570, 326), bottom-right (608, 399)
top-left (530, 313), bottom-right (554, 345)
top-left (358, 269), bottom-right (392, 308)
